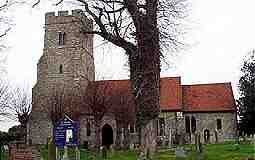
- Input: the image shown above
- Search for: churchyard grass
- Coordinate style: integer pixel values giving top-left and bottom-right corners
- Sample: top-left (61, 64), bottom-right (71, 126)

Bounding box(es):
top-left (174, 142), bottom-right (255, 160)
top-left (39, 141), bottom-right (255, 160)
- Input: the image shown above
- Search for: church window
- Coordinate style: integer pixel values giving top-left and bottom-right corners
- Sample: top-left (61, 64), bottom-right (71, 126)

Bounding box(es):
top-left (58, 32), bottom-right (66, 46)
top-left (59, 64), bottom-right (63, 74)
top-left (87, 121), bottom-right (91, 136)
top-left (191, 116), bottom-right (196, 133)
top-left (217, 119), bottom-right (222, 130)
top-left (158, 118), bottom-right (165, 136)
top-left (185, 116), bottom-right (190, 133)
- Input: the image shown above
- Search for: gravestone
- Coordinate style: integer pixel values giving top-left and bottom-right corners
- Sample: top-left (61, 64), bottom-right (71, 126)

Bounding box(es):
top-left (168, 129), bottom-right (172, 147)
top-left (175, 147), bottom-right (187, 159)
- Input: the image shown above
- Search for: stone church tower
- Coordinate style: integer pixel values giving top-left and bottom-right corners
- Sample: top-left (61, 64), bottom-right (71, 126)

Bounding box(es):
top-left (28, 10), bottom-right (95, 144)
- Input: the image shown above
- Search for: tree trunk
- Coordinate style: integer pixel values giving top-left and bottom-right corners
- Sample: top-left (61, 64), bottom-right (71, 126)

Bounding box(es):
top-left (128, 8), bottom-right (160, 158)
top-left (141, 119), bottom-right (157, 158)
top-left (95, 123), bottom-right (101, 160)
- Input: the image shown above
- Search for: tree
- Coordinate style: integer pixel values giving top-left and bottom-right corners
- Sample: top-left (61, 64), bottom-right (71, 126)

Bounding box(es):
top-left (0, 78), bottom-right (10, 118)
top-left (49, 0), bottom-right (188, 156)
top-left (0, 85), bottom-right (32, 143)
top-left (110, 81), bottom-right (135, 150)
top-left (8, 87), bottom-right (32, 128)
top-left (48, 85), bottom-right (82, 125)
top-left (238, 49), bottom-right (255, 136)
top-left (80, 81), bottom-right (111, 157)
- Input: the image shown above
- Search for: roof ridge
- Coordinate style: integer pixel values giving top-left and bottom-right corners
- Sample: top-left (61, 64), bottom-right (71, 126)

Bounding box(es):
top-left (182, 82), bottom-right (231, 86)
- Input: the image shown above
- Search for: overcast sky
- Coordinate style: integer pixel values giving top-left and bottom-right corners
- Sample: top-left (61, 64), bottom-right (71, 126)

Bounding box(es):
top-left (1, 0), bottom-right (255, 131)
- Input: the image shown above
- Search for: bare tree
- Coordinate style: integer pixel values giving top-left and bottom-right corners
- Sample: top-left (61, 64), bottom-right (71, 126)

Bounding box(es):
top-left (47, 85), bottom-right (82, 125)
top-left (0, 85), bottom-right (32, 143)
top-left (80, 81), bottom-right (111, 157)
top-left (0, 0), bottom-right (25, 74)
top-left (8, 87), bottom-right (32, 127)
top-left (0, 78), bottom-right (10, 118)
top-left (109, 81), bottom-right (135, 150)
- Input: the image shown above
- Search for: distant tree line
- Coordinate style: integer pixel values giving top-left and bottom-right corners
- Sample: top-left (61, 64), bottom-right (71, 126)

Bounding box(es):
top-left (238, 49), bottom-right (255, 136)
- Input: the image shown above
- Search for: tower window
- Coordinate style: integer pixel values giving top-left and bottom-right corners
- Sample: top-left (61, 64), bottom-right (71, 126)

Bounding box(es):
top-left (217, 119), bottom-right (222, 130)
top-left (59, 64), bottom-right (63, 74)
top-left (58, 32), bottom-right (66, 46)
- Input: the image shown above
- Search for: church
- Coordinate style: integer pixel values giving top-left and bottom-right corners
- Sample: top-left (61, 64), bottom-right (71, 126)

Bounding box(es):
top-left (27, 10), bottom-right (237, 148)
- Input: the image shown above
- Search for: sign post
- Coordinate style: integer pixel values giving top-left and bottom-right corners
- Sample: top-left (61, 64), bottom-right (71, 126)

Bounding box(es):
top-left (53, 115), bottom-right (79, 160)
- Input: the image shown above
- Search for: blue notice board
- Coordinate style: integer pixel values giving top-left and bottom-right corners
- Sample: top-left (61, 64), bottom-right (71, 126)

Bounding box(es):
top-left (53, 115), bottom-right (79, 148)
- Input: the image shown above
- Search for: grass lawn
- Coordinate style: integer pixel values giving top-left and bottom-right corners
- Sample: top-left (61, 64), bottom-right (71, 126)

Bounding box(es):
top-left (39, 142), bottom-right (255, 160)
top-left (173, 142), bottom-right (255, 160)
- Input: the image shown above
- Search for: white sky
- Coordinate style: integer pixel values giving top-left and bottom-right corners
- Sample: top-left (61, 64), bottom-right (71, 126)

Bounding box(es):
top-left (1, 0), bottom-right (255, 131)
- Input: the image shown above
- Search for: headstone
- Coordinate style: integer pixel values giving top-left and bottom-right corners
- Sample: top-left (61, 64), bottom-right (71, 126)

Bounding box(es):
top-left (214, 130), bottom-right (218, 143)
top-left (3, 145), bottom-right (8, 151)
top-left (137, 151), bottom-right (146, 160)
top-left (168, 129), bottom-right (172, 147)
top-left (62, 146), bottom-right (68, 160)
top-left (175, 147), bottom-right (186, 158)
top-left (102, 146), bottom-right (107, 159)
top-left (75, 146), bottom-right (80, 160)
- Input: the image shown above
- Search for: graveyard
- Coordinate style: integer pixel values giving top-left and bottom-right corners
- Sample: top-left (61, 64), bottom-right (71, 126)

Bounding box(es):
top-left (1, 141), bottom-right (253, 160)
top-left (35, 141), bottom-right (255, 160)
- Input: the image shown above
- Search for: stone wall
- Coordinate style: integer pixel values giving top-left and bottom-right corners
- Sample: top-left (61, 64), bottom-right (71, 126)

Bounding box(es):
top-left (27, 112), bottom-right (52, 144)
top-left (79, 114), bottom-right (116, 148)
top-left (182, 112), bottom-right (237, 144)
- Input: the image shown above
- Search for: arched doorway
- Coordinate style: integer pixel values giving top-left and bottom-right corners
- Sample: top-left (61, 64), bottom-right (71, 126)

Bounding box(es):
top-left (204, 129), bottom-right (210, 143)
top-left (102, 124), bottom-right (113, 148)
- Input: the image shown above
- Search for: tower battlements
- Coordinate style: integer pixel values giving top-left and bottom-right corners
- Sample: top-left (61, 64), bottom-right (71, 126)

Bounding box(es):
top-left (45, 9), bottom-right (92, 26)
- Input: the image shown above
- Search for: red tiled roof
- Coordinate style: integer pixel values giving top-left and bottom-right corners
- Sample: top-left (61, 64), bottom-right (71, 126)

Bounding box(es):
top-left (160, 77), bottom-right (182, 111)
top-left (182, 83), bottom-right (236, 112)
top-left (94, 77), bottom-right (182, 112)
top-left (93, 78), bottom-right (236, 113)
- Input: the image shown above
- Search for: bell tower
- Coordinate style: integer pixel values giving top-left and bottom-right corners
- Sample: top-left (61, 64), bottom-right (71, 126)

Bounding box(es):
top-left (28, 10), bottom-right (95, 144)
top-left (37, 9), bottom-right (95, 86)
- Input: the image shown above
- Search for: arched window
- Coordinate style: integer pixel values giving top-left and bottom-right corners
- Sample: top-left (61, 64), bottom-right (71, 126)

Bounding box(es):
top-left (191, 116), bottom-right (196, 133)
top-left (59, 64), bottom-right (63, 74)
top-left (185, 116), bottom-right (190, 133)
top-left (58, 32), bottom-right (66, 46)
